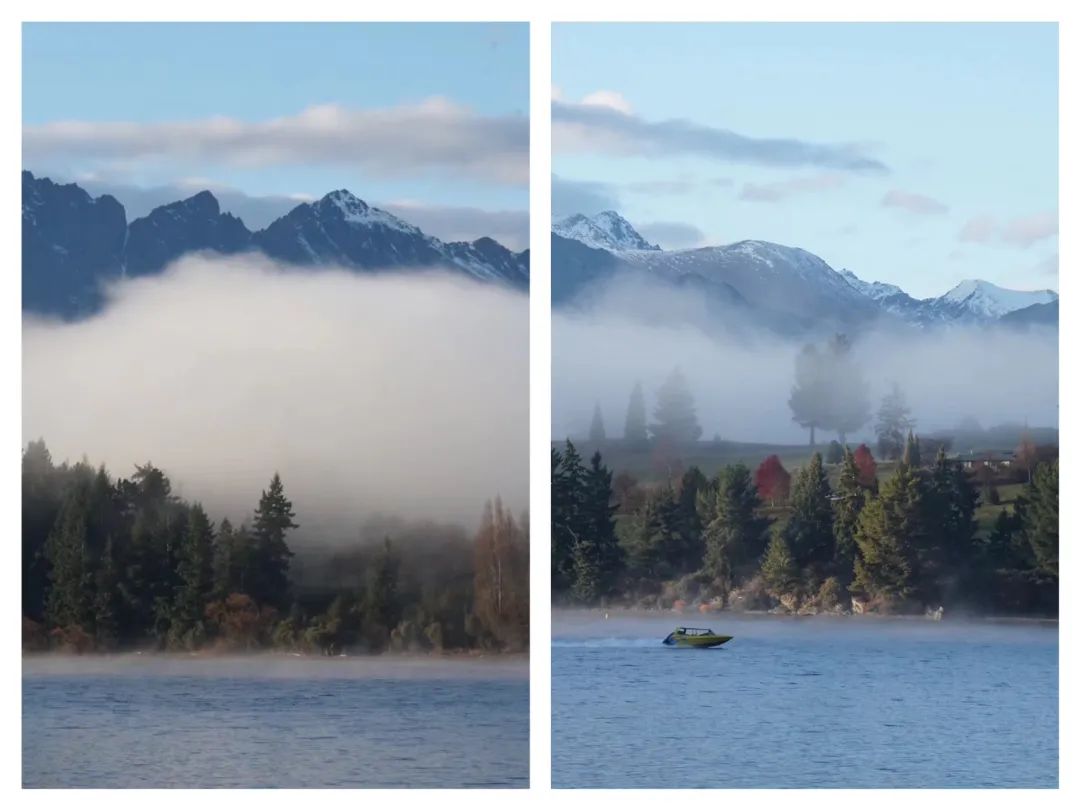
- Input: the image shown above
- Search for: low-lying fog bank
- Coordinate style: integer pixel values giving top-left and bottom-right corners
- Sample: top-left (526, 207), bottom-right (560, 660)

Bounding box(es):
top-left (23, 255), bottom-right (529, 534)
top-left (22, 651), bottom-right (529, 681)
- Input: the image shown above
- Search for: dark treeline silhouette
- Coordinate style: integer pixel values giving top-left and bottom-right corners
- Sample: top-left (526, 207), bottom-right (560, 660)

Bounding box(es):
top-left (22, 440), bottom-right (528, 654)
top-left (552, 434), bottom-right (1058, 617)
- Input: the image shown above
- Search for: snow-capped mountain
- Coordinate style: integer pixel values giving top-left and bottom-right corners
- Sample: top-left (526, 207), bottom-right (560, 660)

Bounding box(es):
top-left (932, 279), bottom-right (1057, 320)
top-left (553, 211), bottom-right (660, 252)
top-left (552, 210), bottom-right (1059, 334)
top-left (254, 189), bottom-right (529, 286)
top-left (23, 172), bottom-right (529, 318)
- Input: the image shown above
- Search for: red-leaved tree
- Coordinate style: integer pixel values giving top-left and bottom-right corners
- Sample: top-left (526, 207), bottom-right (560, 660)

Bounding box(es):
top-left (754, 455), bottom-right (792, 505)
top-left (853, 444), bottom-right (878, 488)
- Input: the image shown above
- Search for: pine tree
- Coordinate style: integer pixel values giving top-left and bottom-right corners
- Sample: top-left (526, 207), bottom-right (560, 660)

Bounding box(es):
top-left (570, 451), bottom-right (623, 602)
top-left (1019, 460), bottom-right (1058, 579)
top-left (832, 446), bottom-right (866, 581)
top-left (588, 403), bottom-right (606, 442)
top-left (626, 485), bottom-right (681, 583)
top-left (650, 368), bottom-right (702, 445)
top-left (93, 537), bottom-right (121, 648)
top-left (212, 517), bottom-right (235, 599)
top-left (783, 453), bottom-right (834, 570)
top-left (44, 485), bottom-right (94, 631)
top-left (922, 447), bottom-right (979, 586)
top-left (624, 382), bottom-right (648, 447)
top-left (23, 439), bottom-right (61, 621)
top-left (760, 529), bottom-right (799, 596)
top-left (701, 464), bottom-right (768, 591)
top-left (876, 383), bottom-right (916, 460)
top-left (551, 441), bottom-right (585, 593)
top-left (902, 431), bottom-right (922, 467)
top-left (171, 503), bottom-right (215, 647)
top-left (853, 461), bottom-right (924, 601)
top-left (369, 536), bottom-right (401, 634)
top-left (825, 440), bottom-right (844, 465)
top-left (251, 472), bottom-right (297, 610)
top-left (672, 466), bottom-right (707, 572)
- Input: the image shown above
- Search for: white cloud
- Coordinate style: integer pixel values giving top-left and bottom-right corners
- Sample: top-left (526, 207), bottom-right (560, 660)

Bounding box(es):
top-left (552, 101), bottom-right (888, 173)
top-left (739, 173), bottom-right (846, 202)
top-left (580, 90), bottom-right (633, 114)
top-left (24, 99), bottom-right (529, 186)
top-left (881, 189), bottom-right (950, 216)
top-left (959, 211), bottom-right (1058, 248)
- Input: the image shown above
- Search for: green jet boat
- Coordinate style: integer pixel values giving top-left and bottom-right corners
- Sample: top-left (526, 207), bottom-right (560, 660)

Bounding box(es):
top-left (662, 627), bottom-right (733, 648)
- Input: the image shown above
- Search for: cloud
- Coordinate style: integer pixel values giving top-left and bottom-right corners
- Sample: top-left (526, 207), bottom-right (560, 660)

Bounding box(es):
top-left (881, 189), bottom-right (949, 216)
top-left (1034, 253), bottom-right (1058, 278)
top-left (552, 174), bottom-right (620, 218)
top-left (51, 174), bottom-right (528, 249)
top-left (580, 90), bottom-right (633, 114)
top-left (23, 99), bottom-right (529, 186)
top-left (635, 221), bottom-right (706, 250)
top-left (739, 173), bottom-right (846, 202)
top-left (958, 211), bottom-right (1058, 248)
top-left (552, 101), bottom-right (888, 173)
top-left (958, 215), bottom-right (997, 243)
top-left (74, 176), bottom-right (307, 230)
top-left (23, 256), bottom-right (529, 531)
top-left (381, 201), bottom-right (529, 251)
top-left (623, 176), bottom-right (733, 195)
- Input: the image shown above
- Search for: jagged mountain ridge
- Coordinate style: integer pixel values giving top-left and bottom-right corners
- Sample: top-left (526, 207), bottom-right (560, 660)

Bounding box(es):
top-left (22, 171), bottom-right (529, 318)
top-left (551, 210), bottom-right (1058, 332)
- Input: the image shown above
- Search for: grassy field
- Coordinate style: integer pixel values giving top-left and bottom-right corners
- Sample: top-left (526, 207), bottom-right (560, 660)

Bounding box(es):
top-left (974, 481), bottom-right (1025, 536)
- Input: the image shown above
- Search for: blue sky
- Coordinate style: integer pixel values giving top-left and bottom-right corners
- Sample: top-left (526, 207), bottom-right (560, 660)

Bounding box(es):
top-left (23, 23), bottom-right (529, 245)
top-left (553, 22), bottom-right (1058, 298)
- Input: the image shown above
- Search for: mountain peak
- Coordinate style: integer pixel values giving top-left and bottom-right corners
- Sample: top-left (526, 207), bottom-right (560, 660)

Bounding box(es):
top-left (179, 190), bottom-right (221, 216)
top-left (309, 189), bottom-right (419, 235)
top-left (941, 278), bottom-right (1058, 318)
top-left (553, 210), bottom-right (660, 252)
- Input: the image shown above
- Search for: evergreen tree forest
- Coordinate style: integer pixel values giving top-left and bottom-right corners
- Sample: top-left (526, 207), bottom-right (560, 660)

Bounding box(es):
top-left (23, 440), bottom-right (529, 654)
top-left (551, 438), bottom-right (1058, 617)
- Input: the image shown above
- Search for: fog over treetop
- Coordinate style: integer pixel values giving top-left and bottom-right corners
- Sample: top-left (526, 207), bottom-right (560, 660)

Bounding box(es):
top-left (23, 256), bottom-right (528, 534)
top-left (551, 219), bottom-right (1058, 444)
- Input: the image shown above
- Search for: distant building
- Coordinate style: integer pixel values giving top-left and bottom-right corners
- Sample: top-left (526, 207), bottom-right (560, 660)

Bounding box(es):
top-left (950, 450), bottom-right (1016, 471)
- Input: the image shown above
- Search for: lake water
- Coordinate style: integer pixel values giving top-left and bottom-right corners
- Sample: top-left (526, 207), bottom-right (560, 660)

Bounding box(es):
top-left (552, 610), bottom-right (1057, 788)
top-left (23, 654), bottom-right (528, 788)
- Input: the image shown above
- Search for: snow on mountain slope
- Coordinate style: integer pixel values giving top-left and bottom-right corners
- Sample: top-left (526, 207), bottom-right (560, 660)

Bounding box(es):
top-left (552, 209), bottom-right (1059, 332)
top-left (553, 211), bottom-right (660, 252)
top-left (22, 173), bottom-right (529, 317)
top-left (937, 279), bottom-right (1058, 319)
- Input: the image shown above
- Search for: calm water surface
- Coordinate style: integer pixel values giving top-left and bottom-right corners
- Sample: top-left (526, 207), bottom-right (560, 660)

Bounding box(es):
top-left (23, 654), bottom-right (528, 788)
top-left (553, 611), bottom-right (1057, 788)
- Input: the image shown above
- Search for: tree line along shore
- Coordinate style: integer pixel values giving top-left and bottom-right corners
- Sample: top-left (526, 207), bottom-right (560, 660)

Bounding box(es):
top-left (553, 365), bottom-right (1058, 617)
top-left (22, 440), bottom-right (528, 655)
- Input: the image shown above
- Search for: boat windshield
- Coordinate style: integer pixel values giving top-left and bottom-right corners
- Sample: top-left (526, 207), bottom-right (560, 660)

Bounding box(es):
top-left (676, 627), bottom-right (714, 636)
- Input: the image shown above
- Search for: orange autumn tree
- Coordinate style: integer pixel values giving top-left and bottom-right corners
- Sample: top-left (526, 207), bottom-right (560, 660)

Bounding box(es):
top-left (473, 497), bottom-right (529, 651)
top-left (754, 455), bottom-right (792, 506)
top-left (853, 444), bottom-right (878, 489)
